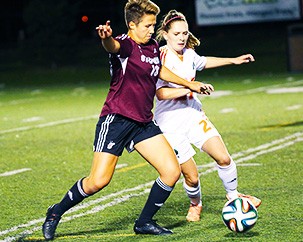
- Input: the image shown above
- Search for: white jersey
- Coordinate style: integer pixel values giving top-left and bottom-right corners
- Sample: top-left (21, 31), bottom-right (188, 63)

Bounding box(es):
top-left (155, 45), bottom-right (220, 164)
top-left (155, 46), bottom-right (207, 133)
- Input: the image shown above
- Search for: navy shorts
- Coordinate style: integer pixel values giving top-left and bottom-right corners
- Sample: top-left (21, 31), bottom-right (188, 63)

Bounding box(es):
top-left (93, 114), bottom-right (162, 156)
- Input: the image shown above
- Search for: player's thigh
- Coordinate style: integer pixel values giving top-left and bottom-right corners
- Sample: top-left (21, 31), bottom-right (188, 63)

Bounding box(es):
top-left (134, 134), bottom-right (180, 184)
top-left (202, 136), bottom-right (230, 165)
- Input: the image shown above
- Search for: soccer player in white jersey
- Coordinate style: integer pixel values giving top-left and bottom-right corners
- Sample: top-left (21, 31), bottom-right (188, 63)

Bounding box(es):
top-left (155, 10), bottom-right (261, 222)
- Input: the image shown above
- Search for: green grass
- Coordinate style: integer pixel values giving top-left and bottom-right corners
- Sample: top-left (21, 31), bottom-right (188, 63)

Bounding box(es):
top-left (0, 68), bottom-right (302, 241)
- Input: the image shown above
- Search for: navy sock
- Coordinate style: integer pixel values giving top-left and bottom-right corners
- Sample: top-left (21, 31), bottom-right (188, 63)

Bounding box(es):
top-left (137, 177), bottom-right (174, 225)
top-left (53, 178), bottom-right (89, 216)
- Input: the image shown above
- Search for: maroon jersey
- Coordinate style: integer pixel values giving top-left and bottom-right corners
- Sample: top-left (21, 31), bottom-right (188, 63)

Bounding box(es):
top-left (100, 34), bottom-right (161, 123)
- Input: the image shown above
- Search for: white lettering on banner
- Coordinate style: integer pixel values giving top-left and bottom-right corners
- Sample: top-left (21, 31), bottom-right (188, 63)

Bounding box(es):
top-left (195, 0), bottom-right (301, 25)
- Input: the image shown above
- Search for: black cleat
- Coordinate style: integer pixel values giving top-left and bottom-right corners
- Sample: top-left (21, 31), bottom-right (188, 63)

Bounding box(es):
top-left (134, 219), bottom-right (173, 235)
top-left (42, 204), bottom-right (61, 240)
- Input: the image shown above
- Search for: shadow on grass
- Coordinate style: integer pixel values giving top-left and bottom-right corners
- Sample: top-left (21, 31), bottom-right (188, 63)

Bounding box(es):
top-left (224, 230), bottom-right (260, 238)
top-left (18, 216), bottom-right (187, 241)
top-left (259, 120), bottom-right (303, 130)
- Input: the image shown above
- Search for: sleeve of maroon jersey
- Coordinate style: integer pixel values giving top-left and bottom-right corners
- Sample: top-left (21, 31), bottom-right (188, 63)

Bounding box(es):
top-left (115, 35), bottom-right (133, 58)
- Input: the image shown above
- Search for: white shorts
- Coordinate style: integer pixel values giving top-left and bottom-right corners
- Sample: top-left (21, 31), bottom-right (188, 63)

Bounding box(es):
top-left (163, 113), bottom-right (220, 164)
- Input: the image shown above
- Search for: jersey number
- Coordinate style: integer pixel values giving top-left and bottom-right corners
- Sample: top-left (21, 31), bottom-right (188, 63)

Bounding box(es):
top-left (199, 120), bottom-right (212, 133)
top-left (151, 65), bottom-right (160, 77)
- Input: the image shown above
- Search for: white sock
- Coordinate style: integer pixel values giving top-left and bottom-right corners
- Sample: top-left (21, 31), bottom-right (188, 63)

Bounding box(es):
top-left (217, 159), bottom-right (238, 199)
top-left (183, 180), bottom-right (202, 206)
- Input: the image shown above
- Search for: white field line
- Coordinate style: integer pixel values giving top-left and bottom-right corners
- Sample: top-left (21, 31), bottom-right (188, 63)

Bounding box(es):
top-left (0, 168), bottom-right (31, 177)
top-left (206, 79), bottom-right (303, 99)
top-left (115, 163), bottom-right (128, 169)
top-left (2, 79), bottom-right (302, 136)
top-left (196, 162), bottom-right (261, 170)
top-left (286, 104), bottom-right (302, 111)
top-left (0, 115), bottom-right (97, 135)
top-left (1, 132), bottom-right (302, 241)
top-left (231, 132), bottom-right (302, 159)
top-left (197, 134), bottom-right (303, 177)
top-left (1, 79), bottom-right (301, 107)
top-left (0, 183), bottom-right (154, 237)
top-left (236, 163), bottom-right (262, 167)
top-left (1, 191), bottom-right (149, 242)
top-left (196, 131), bottom-right (302, 170)
top-left (0, 98), bottom-right (39, 107)
top-left (236, 79), bottom-right (303, 95)
top-left (266, 87), bottom-right (303, 94)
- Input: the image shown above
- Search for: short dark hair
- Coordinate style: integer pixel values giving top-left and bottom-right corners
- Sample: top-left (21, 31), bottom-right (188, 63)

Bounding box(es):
top-left (124, 0), bottom-right (160, 27)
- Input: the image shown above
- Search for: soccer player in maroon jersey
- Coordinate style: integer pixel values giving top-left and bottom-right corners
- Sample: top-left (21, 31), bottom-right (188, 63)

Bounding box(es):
top-left (42, 0), bottom-right (211, 240)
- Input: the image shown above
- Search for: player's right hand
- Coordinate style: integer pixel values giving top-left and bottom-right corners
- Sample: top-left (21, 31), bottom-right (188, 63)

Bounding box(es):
top-left (96, 20), bottom-right (112, 39)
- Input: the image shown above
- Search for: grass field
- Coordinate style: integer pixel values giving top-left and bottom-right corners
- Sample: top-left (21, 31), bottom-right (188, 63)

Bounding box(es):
top-left (0, 68), bottom-right (302, 242)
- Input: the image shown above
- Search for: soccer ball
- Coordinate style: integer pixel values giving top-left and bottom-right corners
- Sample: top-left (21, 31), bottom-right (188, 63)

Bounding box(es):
top-left (222, 197), bottom-right (258, 232)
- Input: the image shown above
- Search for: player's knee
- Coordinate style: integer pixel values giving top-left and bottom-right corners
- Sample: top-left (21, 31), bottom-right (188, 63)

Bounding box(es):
top-left (162, 166), bottom-right (181, 185)
top-left (85, 176), bottom-right (111, 194)
top-left (170, 168), bottom-right (181, 182)
top-left (216, 154), bottom-right (231, 166)
top-left (185, 176), bottom-right (199, 187)
top-left (173, 168), bottom-right (181, 182)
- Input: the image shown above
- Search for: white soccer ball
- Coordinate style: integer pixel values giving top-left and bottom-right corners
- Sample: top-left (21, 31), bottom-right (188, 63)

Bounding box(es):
top-left (222, 197), bottom-right (258, 232)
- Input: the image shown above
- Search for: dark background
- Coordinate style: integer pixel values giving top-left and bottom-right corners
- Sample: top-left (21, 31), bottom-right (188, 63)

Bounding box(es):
top-left (1, 0), bottom-right (302, 73)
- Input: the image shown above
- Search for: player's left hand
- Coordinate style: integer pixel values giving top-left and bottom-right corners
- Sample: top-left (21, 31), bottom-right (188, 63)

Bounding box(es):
top-left (232, 54), bottom-right (255, 64)
top-left (188, 82), bottom-right (214, 95)
top-left (200, 83), bottom-right (214, 95)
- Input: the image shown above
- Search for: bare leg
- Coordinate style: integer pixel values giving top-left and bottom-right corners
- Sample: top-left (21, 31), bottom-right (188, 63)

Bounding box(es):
top-left (135, 134), bottom-right (180, 186)
top-left (83, 152), bottom-right (118, 194)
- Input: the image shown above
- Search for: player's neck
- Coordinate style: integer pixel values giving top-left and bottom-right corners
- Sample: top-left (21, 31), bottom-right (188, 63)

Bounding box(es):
top-left (167, 45), bottom-right (183, 61)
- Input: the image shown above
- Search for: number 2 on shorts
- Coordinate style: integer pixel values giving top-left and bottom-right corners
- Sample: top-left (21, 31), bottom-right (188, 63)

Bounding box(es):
top-left (199, 119), bottom-right (212, 133)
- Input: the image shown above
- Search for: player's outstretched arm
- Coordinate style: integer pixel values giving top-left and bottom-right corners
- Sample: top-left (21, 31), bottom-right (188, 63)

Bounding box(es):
top-left (205, 54), bottom-right (255, 69)
top-left (96, 20), bottom-right (120, 53)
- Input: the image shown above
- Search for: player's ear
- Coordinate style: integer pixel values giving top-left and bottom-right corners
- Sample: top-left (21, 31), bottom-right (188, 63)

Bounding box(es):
top-left (129, 21), bottom-right (136, 30)
top-left (163, 31), bottom-right (168, 41)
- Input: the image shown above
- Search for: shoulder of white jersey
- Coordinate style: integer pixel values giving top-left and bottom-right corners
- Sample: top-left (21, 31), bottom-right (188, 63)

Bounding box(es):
top-left (159, 45), bottom-right (169, 66)
top-left (182, 47), bottom-right (196, 56)
top-left (159, 45), bottom-right (168, 52)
